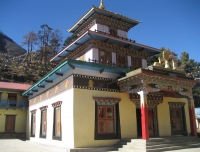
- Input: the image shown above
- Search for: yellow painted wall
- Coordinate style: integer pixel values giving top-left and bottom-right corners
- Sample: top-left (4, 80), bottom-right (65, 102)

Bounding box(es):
top-left (0, 90), bottom-right (27, 101)
top-left (73, 89), bottom-right (137, 148)
top-left (0, 109), bottom-right (27, 133)
top-left (0, 89), bottom-right (28, 134)
top-left (157, 97), bottom-right (190, 136)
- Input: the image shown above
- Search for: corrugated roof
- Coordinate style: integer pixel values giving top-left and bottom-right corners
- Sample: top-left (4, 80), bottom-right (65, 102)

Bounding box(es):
top-left (0, 82), bottom-right (31, 91)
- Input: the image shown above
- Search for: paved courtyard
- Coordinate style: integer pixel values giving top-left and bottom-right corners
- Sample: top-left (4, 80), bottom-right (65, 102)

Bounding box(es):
top-left (0, 139), bottom-right (67, 152)
top-left (0, 139), bottom-right (200, 152)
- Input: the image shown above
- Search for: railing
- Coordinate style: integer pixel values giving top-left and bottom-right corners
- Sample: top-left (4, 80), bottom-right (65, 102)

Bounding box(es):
top-left (0, 100), bottom-right (28, 109)
top-left (94, 29), bottom-right (136, 43)
top-left (87, 58), bottom-right (138, 70)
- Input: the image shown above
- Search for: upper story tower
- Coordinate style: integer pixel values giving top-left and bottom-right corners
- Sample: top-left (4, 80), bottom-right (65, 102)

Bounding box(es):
top-left (51, 1), bottom-right (161, 70)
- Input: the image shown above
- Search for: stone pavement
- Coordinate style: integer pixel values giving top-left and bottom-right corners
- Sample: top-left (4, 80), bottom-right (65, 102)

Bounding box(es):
top-left (0, 139), bottom-right (67, 152)
top-left (1, 139), bottom-right (200, 152)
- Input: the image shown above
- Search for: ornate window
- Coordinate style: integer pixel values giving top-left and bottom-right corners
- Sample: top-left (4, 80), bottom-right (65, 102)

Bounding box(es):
top-left (40, 106), bottom-right (48, 138)
top-left (30, 109), bottom-right (37, 137)
top-left (52, 101), bottom-right (62, 140)
top-left (93, 97), bottom-right (121, 140)
top-left (98, 106), bottom-right (114, 134)
top-left (131, 57), bottom-right (142, 69)
top-left (99, 50), bottom-right (112, 65)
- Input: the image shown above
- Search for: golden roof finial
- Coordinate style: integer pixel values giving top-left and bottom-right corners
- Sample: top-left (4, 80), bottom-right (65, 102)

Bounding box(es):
top-left (99, 0), bottom-right (105, 9)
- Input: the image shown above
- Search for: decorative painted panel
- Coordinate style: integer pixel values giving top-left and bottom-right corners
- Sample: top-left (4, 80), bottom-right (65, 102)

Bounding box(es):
top-left (29, 74), bottom-right (119, 106)
top-left (66, 39), bottom-right (149, 60)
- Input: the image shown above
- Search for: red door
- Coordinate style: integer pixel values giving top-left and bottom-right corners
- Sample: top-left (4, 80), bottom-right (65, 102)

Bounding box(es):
top-left (5, 115), bottom-right (16, 132)
top-left (170, 108), bottom-right (183, 131)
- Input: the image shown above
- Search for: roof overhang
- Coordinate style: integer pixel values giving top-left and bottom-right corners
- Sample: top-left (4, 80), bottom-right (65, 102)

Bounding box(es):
top-left (22, 59), bottom-right (132, 97)
top-left (68, 6), bottom-right (140, 33)
top-left (51, 30), bottom-right (161, 62)
top-left (118, 67), bottom-right (196, 93)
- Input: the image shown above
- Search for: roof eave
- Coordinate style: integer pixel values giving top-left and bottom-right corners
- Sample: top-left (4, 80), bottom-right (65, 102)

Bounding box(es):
top-left (22, 59), bottom-right (69, 97)
top-left (68, 7), bottom-right (95, 33)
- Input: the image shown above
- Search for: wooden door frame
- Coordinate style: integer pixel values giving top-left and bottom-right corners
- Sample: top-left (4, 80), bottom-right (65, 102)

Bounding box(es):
top-left (149, 107), bottom-right (159, 137)
top-left (5, 115), bottom-right (16, 132)
top-left (169, 106), bottom-right (187, 135)
top-left (136, 107), bottom-right (159, 138)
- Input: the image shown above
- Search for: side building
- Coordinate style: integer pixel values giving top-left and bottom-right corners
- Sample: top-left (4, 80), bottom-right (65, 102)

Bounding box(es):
top-left (22, 2), bottom-right (197, 150)
top-left (0, 82), bottom-right (31, 138)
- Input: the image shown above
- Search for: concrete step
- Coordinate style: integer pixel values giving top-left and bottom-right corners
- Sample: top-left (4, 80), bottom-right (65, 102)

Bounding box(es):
top-left (147, 138), bottom-right (200, 146)
top-left (104, 136), bottom-right (200, 152)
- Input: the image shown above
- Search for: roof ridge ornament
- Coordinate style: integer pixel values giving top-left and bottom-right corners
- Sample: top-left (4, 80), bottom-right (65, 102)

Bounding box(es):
top-left (99, 0), bottom-right (105, 9)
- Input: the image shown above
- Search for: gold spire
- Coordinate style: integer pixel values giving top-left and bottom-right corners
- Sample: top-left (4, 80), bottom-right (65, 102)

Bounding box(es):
top-left (99, 0), bottom-right (105, 9)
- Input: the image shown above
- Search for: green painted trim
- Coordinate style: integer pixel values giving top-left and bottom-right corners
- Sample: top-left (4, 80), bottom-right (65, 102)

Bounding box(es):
top-left (22, 59), bottom-right (132, 96)
top-left (22, 59), bottom-right (69, 96)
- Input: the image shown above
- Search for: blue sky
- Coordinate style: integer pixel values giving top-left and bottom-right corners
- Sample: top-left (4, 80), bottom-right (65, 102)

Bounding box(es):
top-left (0, 0), bottom-right (200, 61)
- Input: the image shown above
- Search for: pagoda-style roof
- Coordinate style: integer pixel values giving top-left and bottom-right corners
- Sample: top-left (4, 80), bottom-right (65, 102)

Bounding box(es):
top-left (22, 59), bottom-right (132, 97)
top-left (51, 30), bottom-right (161, 62)
top-left (68, 6), bottom-right (140, 33)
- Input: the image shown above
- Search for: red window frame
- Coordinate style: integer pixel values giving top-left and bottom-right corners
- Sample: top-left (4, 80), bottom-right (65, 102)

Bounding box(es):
top-left (98, 106), bottom-right (114, 134)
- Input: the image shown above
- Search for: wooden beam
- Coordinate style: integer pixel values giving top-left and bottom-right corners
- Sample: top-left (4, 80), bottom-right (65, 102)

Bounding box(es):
top-left (104, 38), bottom-right (109, 42)
top-left (38, 85), bottom-right (45, 88)
top-left (58, 56), bottom-right (65, 58)
top-left (68, 63), bottom-right (75, 70)
top-left (55, 72), bottom-right (63, 76)
top-left (75, 43), bottom-right (81, 46)
top-left (100, 68), bottom-right (104, 74)
top-left (125, 44), bottom-right (131, 48)
top-left (138, 48), bottom-right (144, 52)
top-left (45, 80), bottom-right (53, 83)
top-left (32, 90), bottom-right (38, 92)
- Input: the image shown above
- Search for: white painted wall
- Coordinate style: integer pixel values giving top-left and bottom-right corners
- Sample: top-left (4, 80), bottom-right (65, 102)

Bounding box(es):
top-left (76, 48), bottom-right (99, 62)
top-left (112, 52), bottom-right (116, 65)
top-left (29, 88), bottom-right (74, 148)
top-left (89, 24), bottom-right (97, 31)
top-left (127, 56), bottom-right (131, 68)
top-left (117, 29), bottom-right (128, 38)
top-left (96, 24), bottom-right (109, 33)
top-left (142, 59), bottom-right (147, 69)
top-left (93, 48), bottom-right (99, 61)
top-left (85, 48), bottom-right (93, 62)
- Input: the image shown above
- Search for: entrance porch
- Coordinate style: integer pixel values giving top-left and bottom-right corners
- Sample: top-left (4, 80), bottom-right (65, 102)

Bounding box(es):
top-left (117, 67), bottom-right (197, 140)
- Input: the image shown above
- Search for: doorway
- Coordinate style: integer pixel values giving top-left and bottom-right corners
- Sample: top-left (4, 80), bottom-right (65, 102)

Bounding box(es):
top-left (136, 108), bottom-right (158, 137)
top-left (170, 107), bottom-right (186, 135)
top-left (136, 109), bottom-right (142, 137)
top-left (5, 115), bottom-right (16, 132)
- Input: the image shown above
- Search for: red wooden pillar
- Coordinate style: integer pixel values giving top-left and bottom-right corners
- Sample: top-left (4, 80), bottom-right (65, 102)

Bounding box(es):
top-left (138, 90), bottom-right (149, 140)
top-left (188, 98), bottom-right (197, 136)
